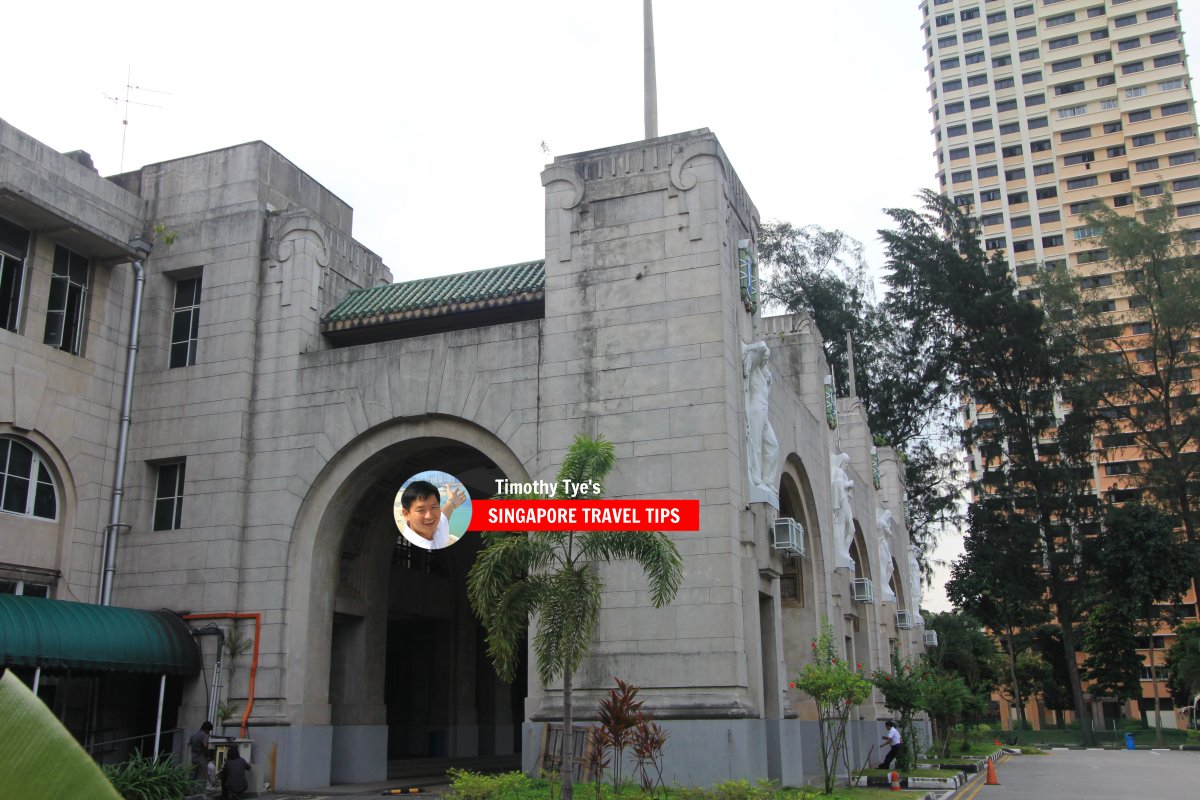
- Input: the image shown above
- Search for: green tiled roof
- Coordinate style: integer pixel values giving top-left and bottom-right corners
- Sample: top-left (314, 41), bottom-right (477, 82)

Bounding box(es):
top-left (323, 260), bottom-right (545, 331)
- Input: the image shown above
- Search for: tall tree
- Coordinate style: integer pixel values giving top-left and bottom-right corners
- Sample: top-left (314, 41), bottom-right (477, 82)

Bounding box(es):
top-left (923, 610), bottom-right (1002, 751)
top-left (947, 510), bottom-right (1050, 737)
top-left (1085, 501), bottom-right (1197, 744)
top-left (1041, 195), bottom-right (1200, 617)
top-left (881, 189), bottom-right (1099, 741)
top-left (466, 435), bottom-right (683, 800)
top-left (1165, 622), bottom-right (1200, 709)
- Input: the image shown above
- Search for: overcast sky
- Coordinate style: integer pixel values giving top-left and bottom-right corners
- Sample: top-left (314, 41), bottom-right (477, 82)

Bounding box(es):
top-left (8, 1), bottom-right (1200, 612)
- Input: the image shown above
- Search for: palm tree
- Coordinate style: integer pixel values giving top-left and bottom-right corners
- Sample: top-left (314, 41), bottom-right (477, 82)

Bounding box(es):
top-left (467, 434), bottom-right (683, 800)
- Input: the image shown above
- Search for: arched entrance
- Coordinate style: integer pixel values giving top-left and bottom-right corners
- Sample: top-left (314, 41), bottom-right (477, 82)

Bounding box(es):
top-left (283, 417), bottom-right (532, 785)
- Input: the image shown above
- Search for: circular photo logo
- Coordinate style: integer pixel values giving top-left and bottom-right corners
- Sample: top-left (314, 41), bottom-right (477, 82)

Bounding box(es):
top-left (394, 471), bottom-right (472, 551)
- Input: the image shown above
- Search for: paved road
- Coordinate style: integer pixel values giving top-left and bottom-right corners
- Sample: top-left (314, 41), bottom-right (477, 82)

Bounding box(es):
top-left (958, 749), bottom-right (1199, 800)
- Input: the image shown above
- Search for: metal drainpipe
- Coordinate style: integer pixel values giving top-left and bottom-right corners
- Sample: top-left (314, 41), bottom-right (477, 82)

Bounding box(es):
top-left (99, 236), bottom-right (153, 606)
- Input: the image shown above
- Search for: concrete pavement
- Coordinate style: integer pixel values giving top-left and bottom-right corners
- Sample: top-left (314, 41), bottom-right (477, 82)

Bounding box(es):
top-left (955, 749), bottom-right (1199, 800)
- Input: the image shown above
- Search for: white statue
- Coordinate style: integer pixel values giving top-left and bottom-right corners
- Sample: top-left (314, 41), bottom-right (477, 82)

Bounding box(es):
top-left (876, 508), bottom-right (897, 603)
top-left (743, 341), bottom-right (780, 506)
top-left (830, 451), bottom-right (855, 570)
top-left (908, 544), bottom-right (925, 625)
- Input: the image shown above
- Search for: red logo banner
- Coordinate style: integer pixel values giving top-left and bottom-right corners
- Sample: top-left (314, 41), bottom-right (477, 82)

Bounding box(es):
top-left (469, 500), bottom-right (701, 532)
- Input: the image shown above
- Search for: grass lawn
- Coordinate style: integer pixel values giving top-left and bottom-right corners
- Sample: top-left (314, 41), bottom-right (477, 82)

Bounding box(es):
top-left (1017, 747), bottom-right (1047, 755)
top-left (505, 781), bottom-right (930, 800)
top-left (923, 742), bottom-right (997, 758)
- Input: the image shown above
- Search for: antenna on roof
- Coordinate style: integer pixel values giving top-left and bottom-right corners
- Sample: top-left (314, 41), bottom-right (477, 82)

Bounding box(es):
top-left (103, 66), bottom-right (171, 172)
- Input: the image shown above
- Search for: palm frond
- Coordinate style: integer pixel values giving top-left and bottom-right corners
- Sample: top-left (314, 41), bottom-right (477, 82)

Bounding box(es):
top-left (555, 434), bottom-right (616, 496)
top-left (532, 565), bottom-right (604, 685)
top-left (481, 574), bottom-right (554, 682)
top-left (577, 531), bottom-right (684, 608)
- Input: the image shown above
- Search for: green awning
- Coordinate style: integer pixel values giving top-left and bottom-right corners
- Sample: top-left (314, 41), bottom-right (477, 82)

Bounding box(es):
top-left (0, 596), bottom-right (200, 676)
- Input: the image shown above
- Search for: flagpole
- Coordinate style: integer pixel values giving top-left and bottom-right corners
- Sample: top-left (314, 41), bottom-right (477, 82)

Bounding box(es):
top-left (644, 0), bottom-right (658, 139)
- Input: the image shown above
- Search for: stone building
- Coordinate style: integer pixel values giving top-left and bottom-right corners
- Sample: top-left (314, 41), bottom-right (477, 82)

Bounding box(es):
top-left (0, 117), bottom-right (925, 789)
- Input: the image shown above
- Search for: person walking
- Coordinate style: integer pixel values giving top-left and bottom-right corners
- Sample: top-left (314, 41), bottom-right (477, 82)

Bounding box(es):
top-left (879, 720), bottom-right (904, 770)
top-left (188, 721), bottom-right (214, 783)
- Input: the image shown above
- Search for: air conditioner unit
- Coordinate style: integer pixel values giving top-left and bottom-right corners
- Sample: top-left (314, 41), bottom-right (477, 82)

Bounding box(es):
top-left (771, 517), bottom-right (805, 557)
top-left (924, 630), bottom-right (939, 647)
top-left (852, 578), bottom-right (874, 603)
top-left (897, 610), bottom-right (914, 630)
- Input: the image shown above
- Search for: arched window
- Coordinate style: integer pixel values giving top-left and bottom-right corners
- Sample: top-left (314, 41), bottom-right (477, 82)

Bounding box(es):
top-left (0, 437), bottom-right (58, 520)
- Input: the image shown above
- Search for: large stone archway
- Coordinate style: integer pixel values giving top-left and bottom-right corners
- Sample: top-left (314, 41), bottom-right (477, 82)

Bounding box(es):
top-left (273, 415), bottom-right (531, 786)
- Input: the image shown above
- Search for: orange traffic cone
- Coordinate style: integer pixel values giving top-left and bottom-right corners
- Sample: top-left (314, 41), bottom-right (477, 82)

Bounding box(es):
top-left (985, 756), bottom-right (1001, 786)
top-left (889, 771), bottom-right (901, 791)
top-left (994, 738), bottom-right (1000, 747)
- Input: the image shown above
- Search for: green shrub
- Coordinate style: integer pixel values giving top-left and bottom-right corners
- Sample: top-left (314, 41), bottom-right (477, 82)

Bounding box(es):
top-left (446, 769), bottom-right (532, 800)
top-left (708, 779), bottom-right (776, 800)
top-left (101, 752), bottom-right (195, 800)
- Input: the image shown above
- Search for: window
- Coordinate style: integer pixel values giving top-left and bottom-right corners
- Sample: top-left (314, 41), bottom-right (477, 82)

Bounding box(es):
top-left (976, 142), bottom-right (996, 156)
top-left (961, 7), bottom-right (980, 21)
top-left (1113, 193), bottom-right (1134, 207)
top-left (1087, 5), bottom-right (1106, 18)
top-left (1114, 14), bottom-right (1138, 27)
top-left (1040, 210), bottom-right (1062, 223)
top-left (153, 460), bottom-right (186, 531)
top-left (1097, 74), bottom-right (1116, 87)
top-left (965, 51), bottom-right (986, 65)
top-left (1000, 121), bottom-right (1022, 135)
top-left (1132, 321), bottom-right (1153, 335)
top-left (1141, 183), bottom-right (1164, 196)
top-left (0, 577), bottom-right (51, 598)
top-left (1155, 53), bottom-right (1183, 68)
top-left (1049, 35), bottom-right (1079, 50)
top-left (1059, 104), bottom-right (1087, 118)
top-left (1061, 127), bottom-right (1092, 142)
top-left (1011, 215), bottom-right (1032, 228)
top-left (995, 77), bottom-right (1015, 90)
top-left (1056, 80), bottom-right (1086, 95)
top-left (1169, 152), bottom-right (1198, 167)
top-left (1094, 51), bottom-right (1113, 63)
top-left (942, 57), bottom-right (961, 71)
top-left (1052, 57), bottom-right (1082, 72)
top-left (1126, 86), bottom-right (1148, 98)
top-left (1077, 249), bottom-right (1109, 264)
top-left (1068, 175), bottom-right (1099, 190)
top-left (978, 165), bottom-right (999, 179)
top-left (950, 146), bottom-right (970, 160)
top-left (1147, 6), bottom-right (1176, 21)
top-left (1079, 271), bottom-right (1111, 285)
top-left (1009, 191), bottom-right (1029, 205)
top-left (43, 246), bottom-right (89, 355)
top-left (1091, 29), bottom-right (1110, 41)
top-left (955, 193), bottom-right (975, 206)
top-left (1018, 26), bottom-right (1037, 40)
top-left (1110, 169), bottom-right (1130, 182)
top-left (1118, 38), bottom-right (1141, 51)
top-left (1023, 70), bottom-right (1043, 84)
top-left (1108, 145), bottom-right (1127, 157)
top-left (1064, 151), bottom-right (1095, 166)
top-left (1046, 12), bottom-right (1075, 27)
top-left (1036, 186), bottom-right (1059, 200)
top-left (170, 276), bottom-right (202, 369)
top-left (1130, 109), bottom-right (1152, 123)
top-left (969, 73), bottom-right (989, 87)
top-left (970, 95), bottom-right (991, 109)
top-left (935, 13), bottom-right (954, 26)
top-left (1161, 102), bottom-right (1189, 116)
top-left (939, 34), bottom-right (959, 48)
top-left (981, 213), bottom-right (1004, 226)
top-left (0, 437), bottom-right (57, 520)
top-left (1174, 175), bottom-right (1200, 191)
top-left (0, 218), bottom-right (29, 333)
top-left (1135, 158), bottom-right (1160, 171)
top-left (1020, 49), bottom-right (1041, 63)
top-left (1043, 234), bottom-right (1065, 247)
top-left (1159, 78), bottom-right (1185, 93)
top-left (1104, 121), bottom-right (1124, 134)
top-left (948, 124), bottom-right (968, 137)
top-left (952, 170), bottom-right (972, 184)
top-left (945, 101), bottom-right (965, 114)
top-left (943, 78), bottom-right (963, 92)
top-left (1034, 162), bottom-right (1055, 176)
top-left (997, 98), bottom-right (1018, 112)
top-left (1028, 116), bottom-right (1049, 129)
top-left (993, 54), bottom-right (1013, 68)
top-left (1101, 98), bottom-right (1119, 110)
top-left (1150, 30), bottom-right (1179, 45)
top-left (1133, 133), bottom-right (1157, 147)
top-left (1178, 203), bottom-right (1200, 217)
top-left (1015, 4), bottom-right (1033, 17)
top-left (1005, 167), bottom-right (1026, 180)
top-left (1070, 200), bottom-right (1102, 214)
top-left (1031, 138), bottom-right (1053, 152)
top-left (1013, 239), bottom-right (1034, 253)
top-left (987, 10), bottom-right (1007, 23)
top-left (1026, 93), bottom-right (1046, 106)
top-left (1123, 62), bottom-right (1145, 75)
top-left (980, 189), bottom-right (1001, 202)
top-left (973, 119), bottom-right (994, 132)
top-left (985, 237), bottom-right (1008, 250)
top-left (1002, 144), bottom-right (1024, 157)
top-left (990, 32), bottom-right (1010, 46)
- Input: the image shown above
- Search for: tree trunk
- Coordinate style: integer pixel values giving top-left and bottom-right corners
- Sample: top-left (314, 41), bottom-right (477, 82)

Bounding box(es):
top-left (1149, 631), bottom-right (1165, 748)
top-left (1005, 629), bottom-right (1026, 744)
top-left (562, 668), bottom-right (574, 800)
top-left (1050, 578), bottom-right (1093, 745)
